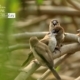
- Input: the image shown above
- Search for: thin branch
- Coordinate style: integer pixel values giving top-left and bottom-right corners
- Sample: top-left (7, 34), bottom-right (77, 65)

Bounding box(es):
top-left (38, 53), bottom-right (73, 80)
top-left (15, 19), bottom-right (80, 29)
top-left (64, 33), bottom-right (78, 43)
top-left (19, 6), bottom-right (80, 16)
top-left (13, 32), bottom-right (78, 43)
top-left (8, 44), bottom-right (29, 52)
top-left (67, 0), bottom-right (80, 10)
top-left (13, 32), bottom-right (47, 39)
top-left (15, 60), bottom-right (40, 80)
top-left (14, 15), bottom-right (48, 28)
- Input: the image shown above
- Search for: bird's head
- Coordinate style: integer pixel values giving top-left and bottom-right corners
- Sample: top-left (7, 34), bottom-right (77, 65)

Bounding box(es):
top-left (51, 19), bottom-right (59, 26)
top-left (29, 36), bottom-right (38, 46)
top-left (49, 19), bottom-right (60, 32)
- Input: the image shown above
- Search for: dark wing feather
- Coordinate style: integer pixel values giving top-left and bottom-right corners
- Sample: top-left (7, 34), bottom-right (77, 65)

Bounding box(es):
top-left (35, 42), bottom-right (53, 67)
top-left (34, 43), bottom-right (61, 80)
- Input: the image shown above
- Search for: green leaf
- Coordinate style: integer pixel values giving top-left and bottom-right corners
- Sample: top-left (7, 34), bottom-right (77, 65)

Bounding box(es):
top-left (36, 0), bottom-right (43, 5)
top-left (56, 66), bottom-right (60, 71)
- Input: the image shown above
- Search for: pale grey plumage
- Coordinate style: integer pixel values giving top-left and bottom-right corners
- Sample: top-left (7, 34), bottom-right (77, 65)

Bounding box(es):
top-left (49, 19), bottom-right (65, 49)
top-left (48, 32), bottom-right (57, 52)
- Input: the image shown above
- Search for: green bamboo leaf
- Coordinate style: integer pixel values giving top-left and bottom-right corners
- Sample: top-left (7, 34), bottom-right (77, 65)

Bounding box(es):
top-left (0, 0), bottom-right (20, 80)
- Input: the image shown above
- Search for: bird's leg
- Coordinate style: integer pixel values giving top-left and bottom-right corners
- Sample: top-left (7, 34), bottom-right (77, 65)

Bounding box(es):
top-left (53, 45), bottom-right (62, 54)
top-left (55, 46), bottom-right (61, 53)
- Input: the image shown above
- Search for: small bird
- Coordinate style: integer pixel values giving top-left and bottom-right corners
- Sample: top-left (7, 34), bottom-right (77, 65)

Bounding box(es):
top-left (40, 19), bottom-right (60, 53)
top-left (29, 36), bottom-right (61, 80)
top-left (77, 29), bottom-right (80, 43)
top-left (49, 19), bottom-right (65, 50)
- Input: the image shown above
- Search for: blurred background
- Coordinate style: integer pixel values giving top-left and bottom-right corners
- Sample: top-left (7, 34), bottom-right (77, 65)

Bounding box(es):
top-left (0, 0), bottom-right (80, 80)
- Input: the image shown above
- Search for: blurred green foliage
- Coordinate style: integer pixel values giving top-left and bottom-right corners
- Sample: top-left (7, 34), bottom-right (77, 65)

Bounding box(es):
top-left (36, 0), bottom-right (43, 5)
top-left (0, 0), bottom-right (20, 80)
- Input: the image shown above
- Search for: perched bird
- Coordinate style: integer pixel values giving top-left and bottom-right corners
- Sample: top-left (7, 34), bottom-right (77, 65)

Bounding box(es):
top-left (77, 29), bottom-right (80, 43)
top-left (40, 19), bottom-right (60, 52)
top-left (49, 19), bottom-right (65, 49)
top-left (29, 36), bottom-right (61, 80)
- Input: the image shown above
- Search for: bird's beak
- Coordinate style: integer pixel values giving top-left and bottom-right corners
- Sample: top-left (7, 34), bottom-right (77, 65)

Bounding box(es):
top-left (52, 20), bottom-right (58, 26)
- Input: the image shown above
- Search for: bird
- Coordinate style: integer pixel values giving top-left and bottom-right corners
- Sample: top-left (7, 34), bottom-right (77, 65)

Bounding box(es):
top-left (29, 36), bottom-right (61, 80)
top-left (40, 19), bottom-right (60, 53)
top-left (77, 29), bottom-right (80, 43)
top-left (41, 19), bottom-right (65, 52)
top-left (49, 19), bottom-right (65, 50)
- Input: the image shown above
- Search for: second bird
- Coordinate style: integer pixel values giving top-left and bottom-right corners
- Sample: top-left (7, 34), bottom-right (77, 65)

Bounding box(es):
top-left (29, 36), bottom-right (61, 80)
top-left (49, 19), bottom-right (65, 49)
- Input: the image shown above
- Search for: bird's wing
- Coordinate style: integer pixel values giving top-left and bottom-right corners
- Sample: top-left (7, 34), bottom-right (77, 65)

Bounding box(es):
top-left (40, 34), bottom-right (49, 45)
top-left (34, 43), bottom-right (53, 67)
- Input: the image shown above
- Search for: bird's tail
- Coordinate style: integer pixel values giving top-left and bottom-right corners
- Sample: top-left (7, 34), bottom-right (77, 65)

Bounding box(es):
top-left (49, 67), bottom-right (61, 80)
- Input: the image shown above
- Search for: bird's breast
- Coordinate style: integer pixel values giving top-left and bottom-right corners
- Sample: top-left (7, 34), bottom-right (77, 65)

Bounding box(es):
top-left (48, 36), bottom-right (57, 52)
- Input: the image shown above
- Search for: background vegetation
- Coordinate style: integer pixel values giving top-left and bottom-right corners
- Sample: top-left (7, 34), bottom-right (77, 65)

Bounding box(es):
top-left (0, 0), bottom-right (80, 80)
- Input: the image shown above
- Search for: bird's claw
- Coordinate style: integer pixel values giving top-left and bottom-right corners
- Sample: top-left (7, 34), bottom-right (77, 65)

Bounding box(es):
top-left (53, 46), bottom-right (61, 54)
top-left (53, 46), bottom-right (62, 57)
